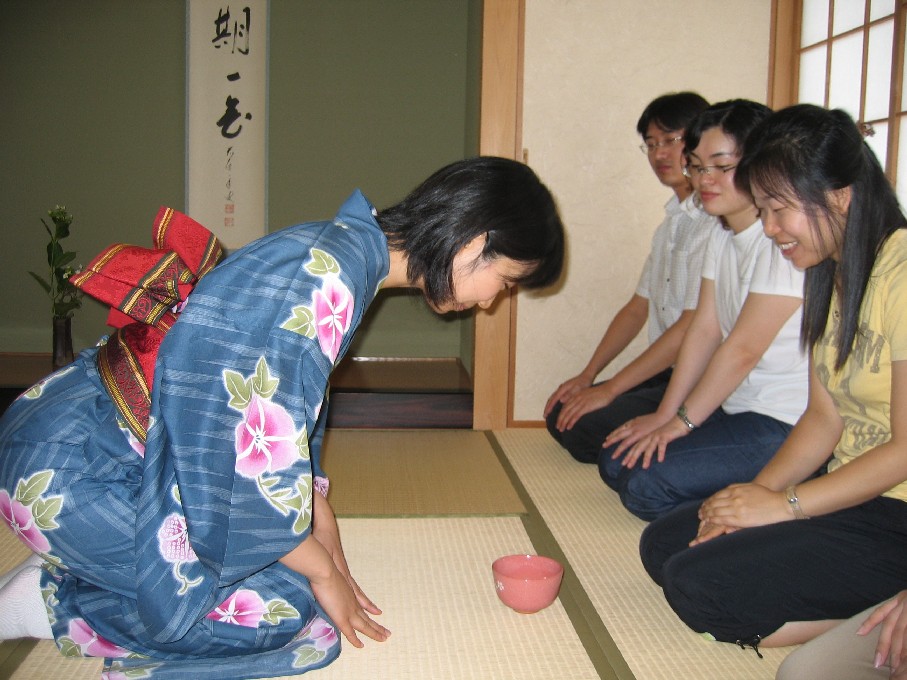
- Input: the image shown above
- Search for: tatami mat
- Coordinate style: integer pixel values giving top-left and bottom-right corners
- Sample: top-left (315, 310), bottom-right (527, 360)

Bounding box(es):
top-left (322, 429), bottom-right (525, 516)
top-left (493, 428), bottom-right (794, 680)
top-left (2, 640), bottom-right (101, 679)
top-left (2, 427), bottom-right (804, 680)
top-left (1, 517), bottom-right (598, 680)
top-left (316, 517), bottom-right (598, 679)
top-left (0, 525), bottom-right (31, 575)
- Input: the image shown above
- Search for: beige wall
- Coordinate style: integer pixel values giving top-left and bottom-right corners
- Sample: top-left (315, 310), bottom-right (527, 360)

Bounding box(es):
top-left (514, 0), bottom-right (772, 421)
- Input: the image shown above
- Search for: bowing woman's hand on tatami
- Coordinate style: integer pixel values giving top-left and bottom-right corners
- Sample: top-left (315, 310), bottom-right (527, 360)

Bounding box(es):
top-left (312, 491), bottom-right (382, 616)
top-left (309, 564), bottom-right (391, 648)
top-left (280, 531), bottom-right (391, 648)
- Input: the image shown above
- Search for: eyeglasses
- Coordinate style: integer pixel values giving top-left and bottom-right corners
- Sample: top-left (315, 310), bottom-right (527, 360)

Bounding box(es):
top-left (682, 163), bottom-right (738, 178)
top-left (639, 136), bottom-right (684, 154)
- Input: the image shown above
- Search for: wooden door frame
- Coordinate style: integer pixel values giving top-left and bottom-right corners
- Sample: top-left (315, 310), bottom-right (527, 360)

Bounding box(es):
top-left (473, 0), bottom-right (524, 430)
top-left (768, 0), bottom-right (800, 109)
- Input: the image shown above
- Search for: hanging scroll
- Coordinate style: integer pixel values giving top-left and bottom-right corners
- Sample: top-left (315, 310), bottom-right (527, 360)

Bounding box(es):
top-left (187, 0), bottom-right (268, 250)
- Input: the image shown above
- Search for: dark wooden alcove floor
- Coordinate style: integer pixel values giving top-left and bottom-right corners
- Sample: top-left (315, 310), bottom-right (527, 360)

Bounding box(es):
top-left (327, 356), bottom-right (473, 429)
top-left (0, 354), bottom-right (473, 428)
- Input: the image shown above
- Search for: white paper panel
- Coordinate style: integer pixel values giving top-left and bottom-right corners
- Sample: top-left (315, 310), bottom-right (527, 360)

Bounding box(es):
top-left (802, 0), bottom-right (830, 47)
top-left (828, 32), bottom-right (864, 118)
top-left (833, 0), bottom-right (865, 36)
top-left (799, 45), bottom-right (829, 106)
top-left (865, 19), bottom-right (894, 121)
top-left (870, 0), bottom-right (895, 21)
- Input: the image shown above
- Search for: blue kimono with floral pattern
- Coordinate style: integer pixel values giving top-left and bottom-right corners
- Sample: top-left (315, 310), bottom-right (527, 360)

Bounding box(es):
top-left (0, 191), bottom-right (389, 679)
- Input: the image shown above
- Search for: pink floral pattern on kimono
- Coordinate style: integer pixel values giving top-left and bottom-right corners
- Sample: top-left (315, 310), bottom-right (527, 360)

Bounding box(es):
top-left (312, 277), bottom-right (353, 363)
top-left (0, 191), bottom-right (383, 678)
top-left (68, 618), bottom-right (132, 657)
top-left (157, 513), bottom-right (197, 563)
top-left (234, 395), bottom-right (299, 478)
top-left (0, 489), bottom-right (50, 553)
top-left (308, 617), bottom-right (339, 651)
top-left (118, 420), bottom-right (146, 458)
top-left (205, 589), bottom-right (266, 627)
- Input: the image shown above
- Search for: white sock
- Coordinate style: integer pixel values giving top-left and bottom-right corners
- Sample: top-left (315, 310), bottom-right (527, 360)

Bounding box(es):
top-left (0, 555), bottom-right (53, 640)
top-left (0, 553), bottom-right (44, 590)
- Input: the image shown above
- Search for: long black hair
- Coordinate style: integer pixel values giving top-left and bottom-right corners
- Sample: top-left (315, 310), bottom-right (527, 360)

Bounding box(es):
top-left (735, 104), bottom-right (907, 369)
top-left (377, 156), bottom-right (565, 307)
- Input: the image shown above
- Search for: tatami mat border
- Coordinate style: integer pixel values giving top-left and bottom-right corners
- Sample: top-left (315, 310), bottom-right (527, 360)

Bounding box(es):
top-left (491, 428), bottom-right (793, 680)
top-left (485, 431), bottom-right (636, 680)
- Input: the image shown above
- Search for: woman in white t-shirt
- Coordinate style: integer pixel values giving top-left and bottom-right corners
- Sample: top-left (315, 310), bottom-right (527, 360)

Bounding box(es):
top-left (600, 99), bottom-right (808, 521)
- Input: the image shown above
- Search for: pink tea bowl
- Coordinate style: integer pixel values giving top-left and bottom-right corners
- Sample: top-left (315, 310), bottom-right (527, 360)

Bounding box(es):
top-left (492, 554), bottom-right (564, 613)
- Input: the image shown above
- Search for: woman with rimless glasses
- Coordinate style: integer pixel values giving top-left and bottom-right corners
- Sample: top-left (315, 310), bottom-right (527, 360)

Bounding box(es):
top-left (601, 99), bottom-right (809, 522)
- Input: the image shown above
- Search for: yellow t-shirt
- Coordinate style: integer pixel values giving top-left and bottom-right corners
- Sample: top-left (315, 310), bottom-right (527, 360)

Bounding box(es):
top-left (814, 229), bottom-right (907, 501)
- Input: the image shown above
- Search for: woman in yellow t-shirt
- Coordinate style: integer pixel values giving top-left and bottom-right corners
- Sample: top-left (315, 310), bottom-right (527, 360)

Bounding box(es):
top-left (638, 104), bottom-right (907, 658)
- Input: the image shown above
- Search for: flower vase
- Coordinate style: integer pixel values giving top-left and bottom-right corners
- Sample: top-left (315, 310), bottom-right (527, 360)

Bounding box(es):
top-left (52, 316), bottom-right (74, 370)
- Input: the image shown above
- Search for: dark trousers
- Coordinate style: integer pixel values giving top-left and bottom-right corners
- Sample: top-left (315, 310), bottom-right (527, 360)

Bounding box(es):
top-left (600, 408), bottom-right (792, 521)
top-left (545, 369), bottom-right (671, 464)
top-left (639, 496), bottom-right (907, 643)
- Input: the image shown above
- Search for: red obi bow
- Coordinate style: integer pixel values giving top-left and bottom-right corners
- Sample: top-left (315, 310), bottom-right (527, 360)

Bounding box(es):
top-left (71, 207), bottom-right (223, 442)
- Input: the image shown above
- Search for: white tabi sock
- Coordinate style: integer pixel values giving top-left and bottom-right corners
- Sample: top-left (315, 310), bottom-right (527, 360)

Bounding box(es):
top-left (0, 554), bottom-right (53, 640)
top-left (0, 553), bottom-right (43, 590)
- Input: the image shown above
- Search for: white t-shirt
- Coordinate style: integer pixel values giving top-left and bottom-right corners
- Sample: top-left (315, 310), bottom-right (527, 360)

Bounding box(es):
top-left (700, 219), bottom-right (808, 425)
top-left (636, 194), bottom-right (719, 344)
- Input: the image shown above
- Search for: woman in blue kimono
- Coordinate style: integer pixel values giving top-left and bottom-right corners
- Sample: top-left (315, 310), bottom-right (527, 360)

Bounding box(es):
top-left (0, 157), bottom-right (565, 679)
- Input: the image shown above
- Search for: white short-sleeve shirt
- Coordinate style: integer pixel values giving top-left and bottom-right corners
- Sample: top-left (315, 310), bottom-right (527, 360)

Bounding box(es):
top-left (700, 219), bottom-right (808, 424)
top-left (636, 194), bottom-right (719, 344)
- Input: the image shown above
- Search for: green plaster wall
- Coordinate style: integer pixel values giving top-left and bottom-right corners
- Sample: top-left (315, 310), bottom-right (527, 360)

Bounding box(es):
top-left (0, 0), bottom-right (479, 364)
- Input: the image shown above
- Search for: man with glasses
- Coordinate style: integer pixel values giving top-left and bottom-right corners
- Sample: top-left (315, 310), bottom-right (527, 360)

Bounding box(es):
top-left (545, 92), bottom-right (719, 465)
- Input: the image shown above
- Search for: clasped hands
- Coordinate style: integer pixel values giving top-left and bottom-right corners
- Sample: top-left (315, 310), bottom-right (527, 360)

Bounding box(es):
top-left (692, 483), bottom-right (794, 546)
